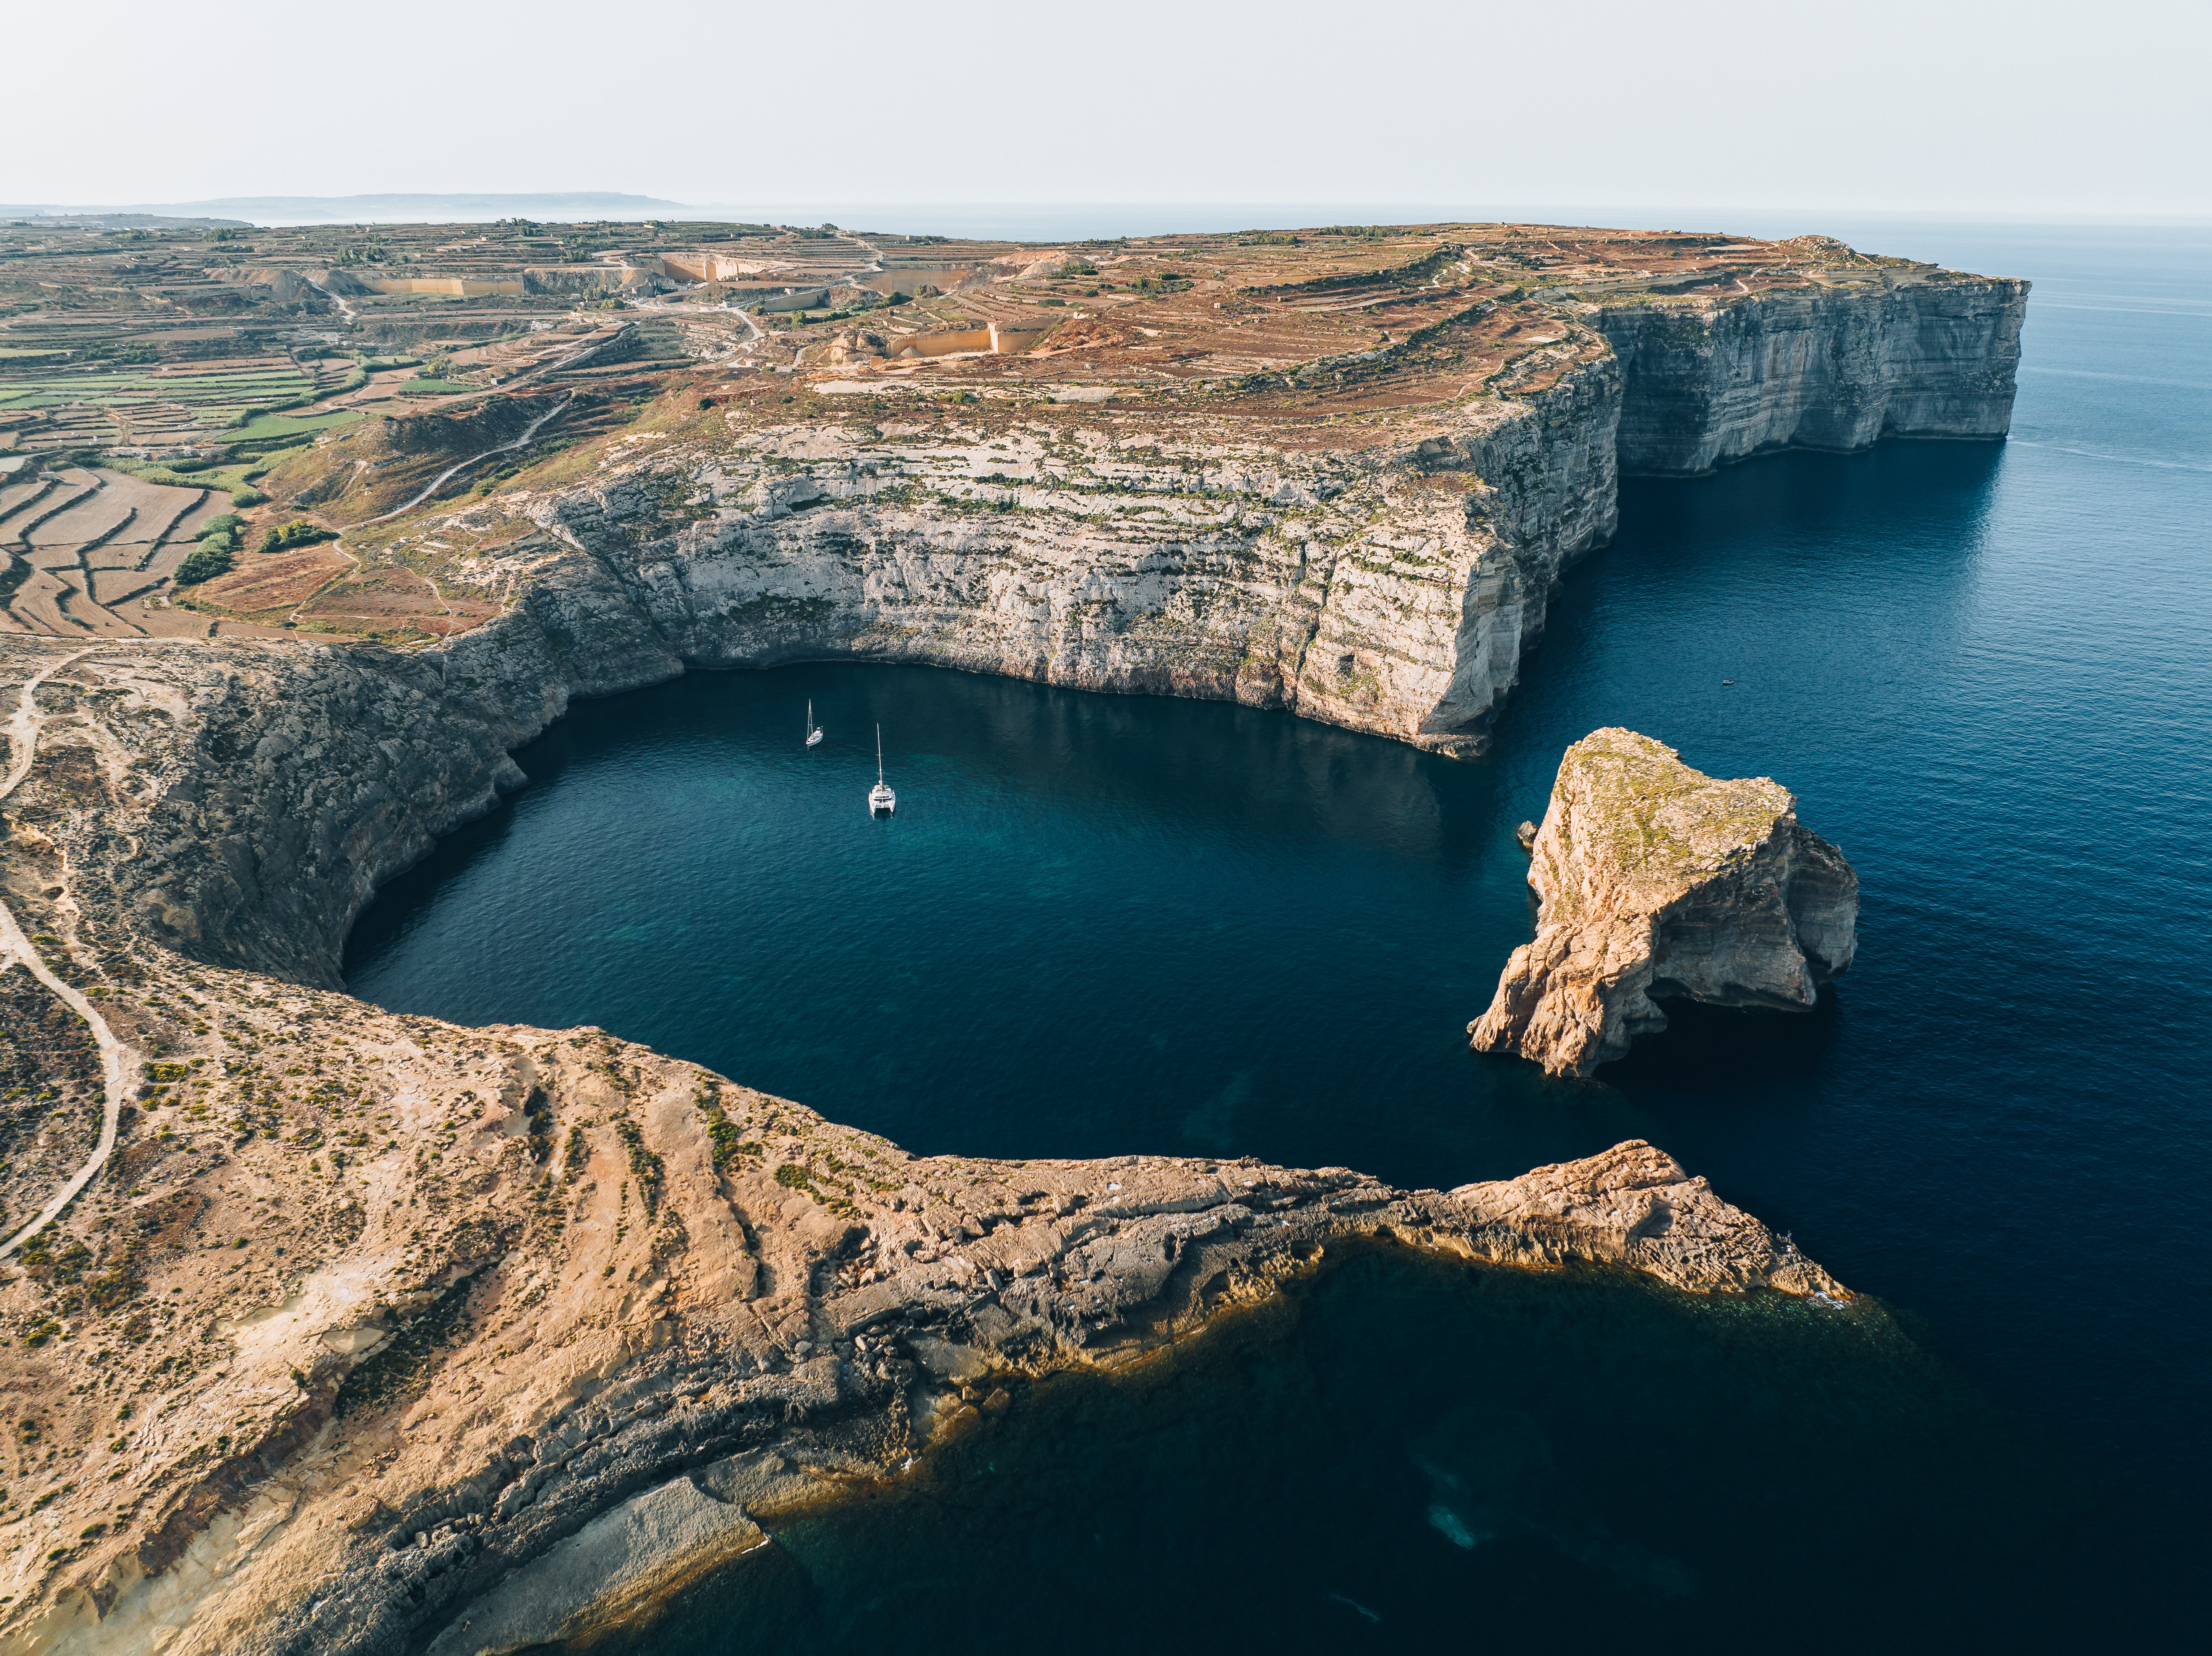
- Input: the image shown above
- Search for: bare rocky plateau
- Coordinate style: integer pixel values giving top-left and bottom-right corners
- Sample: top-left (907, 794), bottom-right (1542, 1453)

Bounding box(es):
top-left (0, 224), bottom-right (2019, 1655)
top-left (1471, 728), bottom-right (1860, 1078)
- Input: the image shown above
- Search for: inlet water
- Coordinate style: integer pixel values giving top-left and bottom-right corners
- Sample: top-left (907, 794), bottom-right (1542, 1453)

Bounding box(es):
top-left (347, 221), bottom-right (2212, 1560)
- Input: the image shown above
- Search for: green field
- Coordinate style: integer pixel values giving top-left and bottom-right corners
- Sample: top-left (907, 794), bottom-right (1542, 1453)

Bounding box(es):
top-left (230, 408), bottom-right (369, 441)
top-left (0, 367), bottom-right (318, 411)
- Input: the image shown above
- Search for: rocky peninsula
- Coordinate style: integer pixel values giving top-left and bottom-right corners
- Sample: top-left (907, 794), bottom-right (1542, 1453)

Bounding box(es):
top-left (0, 220), bottom-right (2014, 1655)
top-left (0, 640), bottom-right (1842, 1654)
top-left (1471, 729), bottom-right (1860, 1078)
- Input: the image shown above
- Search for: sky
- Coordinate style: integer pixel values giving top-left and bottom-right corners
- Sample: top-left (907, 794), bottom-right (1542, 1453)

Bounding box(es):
top-left (7, 0), bottom-right (2207, 223)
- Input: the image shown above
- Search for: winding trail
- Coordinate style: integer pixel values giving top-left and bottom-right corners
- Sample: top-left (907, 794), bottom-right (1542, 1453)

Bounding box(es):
top-left (0, 648), bottom-right (136, 1260)
top-left (359, 392), bottom-right (575, 527)
top-left (302, 273), bottom-right (357, 328)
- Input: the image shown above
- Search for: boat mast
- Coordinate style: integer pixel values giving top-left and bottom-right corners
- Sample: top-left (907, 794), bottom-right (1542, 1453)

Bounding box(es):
top-left (876, 724), bottom-right (884, 784)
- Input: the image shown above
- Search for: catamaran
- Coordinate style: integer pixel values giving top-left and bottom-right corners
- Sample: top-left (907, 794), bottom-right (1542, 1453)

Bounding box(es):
top-left (868, 724), bottom-right (895, 815)
top-left (804, 700), bottom-right (823, 746)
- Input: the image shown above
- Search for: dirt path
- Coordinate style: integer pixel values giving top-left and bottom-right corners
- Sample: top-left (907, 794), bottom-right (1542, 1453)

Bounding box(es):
top-left (0, 647), bottom-right (137, 1260)
top-left (303, 274), bottom-right (357, 328)
top-left (358, 391), bottom-right (575, 526)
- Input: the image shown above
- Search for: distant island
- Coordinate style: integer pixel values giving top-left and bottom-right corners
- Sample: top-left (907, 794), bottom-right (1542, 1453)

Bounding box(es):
top-left (1, 193), bottom-right (686, 227)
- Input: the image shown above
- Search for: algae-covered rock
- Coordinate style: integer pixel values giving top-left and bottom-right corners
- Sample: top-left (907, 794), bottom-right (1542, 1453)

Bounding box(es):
top-left (1470, 728), bottom-right (1857, 1078)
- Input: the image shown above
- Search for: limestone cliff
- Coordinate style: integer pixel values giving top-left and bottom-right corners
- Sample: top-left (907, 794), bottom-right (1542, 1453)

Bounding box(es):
top-left (1470, 728), bottom-right (1858, 1078)
top-left (1591, 264), bottom-right (2027, 473)
top-left (185, 222), bottom-right (2027, 780)
top-left (527, 366), bottom-right (1620, 761)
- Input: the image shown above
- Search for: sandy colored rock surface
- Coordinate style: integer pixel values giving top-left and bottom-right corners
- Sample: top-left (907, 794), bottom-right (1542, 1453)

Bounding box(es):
top-left (420, 1475), bottom-right (765, 1656)
top-left (1471, 728), bottom-right (1858, 1078)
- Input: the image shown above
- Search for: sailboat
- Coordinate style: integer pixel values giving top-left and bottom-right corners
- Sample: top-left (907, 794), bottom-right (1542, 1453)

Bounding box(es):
top-left (868, 724), bottom-right (896, 815)
top-left (804, 700), bottom-right (823, 747)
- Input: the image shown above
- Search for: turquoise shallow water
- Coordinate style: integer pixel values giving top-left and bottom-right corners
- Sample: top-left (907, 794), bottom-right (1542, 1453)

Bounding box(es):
top-left (346, 223), bottom-right (2212, 1634)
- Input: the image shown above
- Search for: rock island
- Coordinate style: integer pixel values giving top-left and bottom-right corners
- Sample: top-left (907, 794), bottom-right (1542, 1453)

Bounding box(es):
top-left (1472, 728), bottom-right (1859, 1077)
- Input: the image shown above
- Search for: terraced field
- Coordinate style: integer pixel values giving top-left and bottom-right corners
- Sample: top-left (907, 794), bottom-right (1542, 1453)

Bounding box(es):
top-left (0, 466), bottom-right (241, 638)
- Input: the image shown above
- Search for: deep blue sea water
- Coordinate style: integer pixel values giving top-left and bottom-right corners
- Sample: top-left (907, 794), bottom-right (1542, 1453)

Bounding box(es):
top-left (346, 223), bottom-right (2212, 1643)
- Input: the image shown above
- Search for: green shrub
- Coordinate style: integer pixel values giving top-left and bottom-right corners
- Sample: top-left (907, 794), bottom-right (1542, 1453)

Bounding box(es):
top-left (257, 521), bottom-right (336, 555)
top-left (175, 542), bottom-right (233, 586)
top-left (230, 487), bottom-right (269, 507)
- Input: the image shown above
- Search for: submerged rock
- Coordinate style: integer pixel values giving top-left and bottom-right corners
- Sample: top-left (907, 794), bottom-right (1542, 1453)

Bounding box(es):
top-left (1470, 728), bottom-right (1857, 1078)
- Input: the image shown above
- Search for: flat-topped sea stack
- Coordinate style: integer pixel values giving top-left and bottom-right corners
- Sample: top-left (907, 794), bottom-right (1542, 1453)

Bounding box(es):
top-left (1471, 729), bottom-right (1858, 1078)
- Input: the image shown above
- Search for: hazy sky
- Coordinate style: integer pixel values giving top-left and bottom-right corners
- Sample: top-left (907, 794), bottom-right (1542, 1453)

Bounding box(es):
top-left (9, 0), bottom-right (2207, 219)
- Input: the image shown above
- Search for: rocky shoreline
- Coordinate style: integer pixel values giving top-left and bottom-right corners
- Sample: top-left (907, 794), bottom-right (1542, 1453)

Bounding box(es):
top-left (0, 233), bottom-right (2019, 1655)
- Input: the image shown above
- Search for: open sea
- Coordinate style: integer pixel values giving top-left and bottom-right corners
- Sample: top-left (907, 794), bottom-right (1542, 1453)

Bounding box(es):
top-left (345, 221), bottom-right (2212, 1650)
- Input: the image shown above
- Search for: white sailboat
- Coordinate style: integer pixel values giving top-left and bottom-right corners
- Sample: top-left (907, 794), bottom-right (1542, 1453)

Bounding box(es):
top-left (805, 700), bottom-right (823, 747)
top-left (868, 724), bottom-right (896, 815)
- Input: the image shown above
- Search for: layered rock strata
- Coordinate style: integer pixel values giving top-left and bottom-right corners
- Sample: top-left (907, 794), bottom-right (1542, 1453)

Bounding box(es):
top-left (1, 642), bottom-right (1848, 1656)
top-left (1471, 728), bottom-right (1858, 1078)
top-left (112, 375), bottom-right (1624, 987)
top-left (200, 224), bottom-right (2027, 767)
top-left (523, 368), bottom-right (1621, 763)
top-left (1592, 263), bottom-right (2029, 474)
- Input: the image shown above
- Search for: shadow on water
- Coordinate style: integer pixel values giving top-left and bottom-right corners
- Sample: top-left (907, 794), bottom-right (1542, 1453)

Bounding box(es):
top-left (581, 1249), bottom-right (2206, 1656)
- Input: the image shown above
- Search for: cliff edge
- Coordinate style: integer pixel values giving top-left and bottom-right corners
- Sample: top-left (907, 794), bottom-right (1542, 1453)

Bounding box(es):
top-left (1471, 728), bottom-right (1858, 1078)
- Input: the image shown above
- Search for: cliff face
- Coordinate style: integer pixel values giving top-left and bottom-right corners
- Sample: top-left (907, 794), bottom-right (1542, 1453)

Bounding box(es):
top-left (533, 365), bottom-right (1620, 760)
top-left (119, 267), bottom-right (2008, 991)
top-left (122, 373), bottom-right (1623, 985)
top-left (1594, 272), bottom-right (2029, 474)
top-left (1470, 728), bottom-right (1858, 1078)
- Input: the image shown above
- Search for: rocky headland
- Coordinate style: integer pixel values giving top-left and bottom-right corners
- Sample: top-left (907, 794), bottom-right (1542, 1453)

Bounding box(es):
top-left (0, 637), bottom-right (1842, 1655)
top-left (185, 222), bottom-right (2022, 760)
top-left (1471, 728), bottom-right (1859, 1078)
top-left (0, 220), bottom-right (2012, 1655)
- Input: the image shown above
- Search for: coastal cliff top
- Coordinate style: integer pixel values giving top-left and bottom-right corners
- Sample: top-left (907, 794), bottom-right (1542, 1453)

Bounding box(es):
top-left (0, 216), bottom-right (2025, 649)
